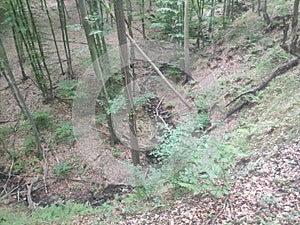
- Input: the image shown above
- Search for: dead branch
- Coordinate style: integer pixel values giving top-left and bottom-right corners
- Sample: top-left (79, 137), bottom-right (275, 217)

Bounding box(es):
top-left (1, 158), bottom-right (14, 196)
top-left (0, 119), bottom-right (10, 124)
top-left (43, 142), bottom-right (49, 194)
top-left (43, 37), bottom-right (88, 45)
top-left (225, 57), bottom-right (299, 108)
top-left (155, 98), bottom-right (169, 128)
top-left (209, 196), bottom-right (229, 225)
top-left (225, 101), bottom-right (248, 119)
top-left (27, 176), bottom-right (40, 209)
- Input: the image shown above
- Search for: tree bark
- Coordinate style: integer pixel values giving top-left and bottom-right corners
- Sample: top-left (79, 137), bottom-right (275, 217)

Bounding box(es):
top-left (114, 0), bottom-right (140, 165)
top-left (184, 0), bottom-right (192, 84)
top-left (290, 0), bottom-right (300, 54)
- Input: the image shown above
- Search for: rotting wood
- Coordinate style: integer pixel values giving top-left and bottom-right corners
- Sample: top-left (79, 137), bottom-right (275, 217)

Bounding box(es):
top-left (27, 176), bottom-right (40, 209)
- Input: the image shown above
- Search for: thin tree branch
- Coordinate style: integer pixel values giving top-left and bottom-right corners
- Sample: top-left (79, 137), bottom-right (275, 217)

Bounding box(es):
top-left (126, 33), bottom-right (193, 110)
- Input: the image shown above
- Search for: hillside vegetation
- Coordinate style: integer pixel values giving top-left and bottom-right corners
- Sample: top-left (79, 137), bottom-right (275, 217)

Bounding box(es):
top-left (0, 0), bottom-right (299, 224)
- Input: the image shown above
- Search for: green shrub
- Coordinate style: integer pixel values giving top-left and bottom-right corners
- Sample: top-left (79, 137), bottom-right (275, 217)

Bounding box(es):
top-left (56, 80), bottom-right (79, 99)
top-left (13, 160), bottom-right (25, 173)
top-left (112, 148), bottom-right (121, 158)
top-left (54, 122), bottom-right (76, 144)
top-left (21, 110), bottom-right (53, 131)
top-left (53, 161), bottom-right (73, 177)
top-left (7, 149), bottom-right (25, 173)
top-left (0, 125), bottom-right (12, 143)
top-left (22, 135), bottom-right (36, 154)
top-left (150, 0), bottom-right (185, 42)
top-left (32, 110), bottom-right (53, 130)
top-left (0, 125), bottom-right (12, 153)
top-left (132, 115), bottom-right (242, 198)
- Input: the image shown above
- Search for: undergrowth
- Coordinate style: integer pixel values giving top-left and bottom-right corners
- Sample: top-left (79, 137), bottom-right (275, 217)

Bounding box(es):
top-left (0, 201), bottom-right (116, 225)
top-left (127, 114), bottom-right (246, 202)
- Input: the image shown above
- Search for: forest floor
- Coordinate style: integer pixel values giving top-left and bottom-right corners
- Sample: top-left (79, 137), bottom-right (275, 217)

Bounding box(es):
top-left (0, 1), bottom-right (299, 224)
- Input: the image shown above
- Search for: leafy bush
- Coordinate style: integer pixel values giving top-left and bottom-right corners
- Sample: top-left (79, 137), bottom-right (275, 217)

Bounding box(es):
top-left (165, 65), bottom-right (184, 83)
top-left (54, 122), bottom-right (76, 144)
top-left (131, 115), bottom-right (242, 198)
top-left (32, 201), bottom-right (93, 222)
top-left (13, 160), bottom-right (25, 173)
top-left (22, 135), bottom-right (36, 154)
top-left (21, 110), bottom-right (53, 130)
top-left (32, 110), bottom-right (53, 130)
top-left (150, 0), bottom-right (184, 41)
top-left (112, 148), bottom-right (121, 158)
top-left (56, 80), bottom-right (79, 99)
top-left (0, 125), bottom-right (12, 152)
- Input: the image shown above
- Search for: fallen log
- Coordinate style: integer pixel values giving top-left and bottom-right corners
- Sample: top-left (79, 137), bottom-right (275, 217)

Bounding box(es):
top-left (205, 57), bottom-right (299, 134)
top-left (225, 57), bottom-right (299, 108)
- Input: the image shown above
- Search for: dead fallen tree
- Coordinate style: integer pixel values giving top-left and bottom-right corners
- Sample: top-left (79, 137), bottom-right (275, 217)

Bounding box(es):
top-left (204, 56), bottom-right (299, 135)
top-left (226, 57), bottom-right (299, 108)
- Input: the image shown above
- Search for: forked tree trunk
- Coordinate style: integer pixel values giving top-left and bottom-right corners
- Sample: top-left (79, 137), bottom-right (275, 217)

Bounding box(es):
top-left (262, 0), bottom-right (271, 25)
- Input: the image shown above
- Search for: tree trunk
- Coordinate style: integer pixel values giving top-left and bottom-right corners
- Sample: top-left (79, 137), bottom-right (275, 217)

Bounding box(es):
top-left (43, 0), bottom-right (65, 76)
top-left (290, 0), bottom-right (300, 54)
top-left (25, 0), bottom-right (53, 99)
top-left (0, 38), bottom-right (42, 158)
top-left (262, 0), bottom-right (271, 25)
top-left (184, 0), bottom-right (191, 83)
top-left (10, 0), bottom-right (49, 99)
top-left (77, 0), bottom-right (120, 145)
top-left (57, 0), bottom-right (74, 78)
top-left (113, 0), bottom-right (140, 165)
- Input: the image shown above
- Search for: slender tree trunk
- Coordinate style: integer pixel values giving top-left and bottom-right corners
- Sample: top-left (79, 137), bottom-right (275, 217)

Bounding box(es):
top-left (192, 0), bottom-right (204, 47)
top-left (57, 0), bottom-right (74, 78)
top-left (78, 0), bottom-right (120, 145)
top-left (125, 0), bottom-right (136, 88)
top-left (184, 0), bottom-right (191, 83)
top-left (222, 0), bottom-right (227, 27)
top-left (140, 0), bottom-right (146, 39)
top-left (113, 0), bottom-right (140, 165)
top-left (11, 25), bottom-right (27, 80)
top-left (25, 0), bottom-right (53, 99)
top-left (10, 0), bottom-right (49, 99)
top-left (251, 0), bottom-right (255, 12)
top-left (43, 0), bottom-right (64, 75)
top-left (0, 38), bottom-right (42, 158)
top-left (209, 0), bottom-right (216, 54)
top-left (262, 0), bottom-right (270, 25)
top-left (290, 0), bottom-right (300, 54)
